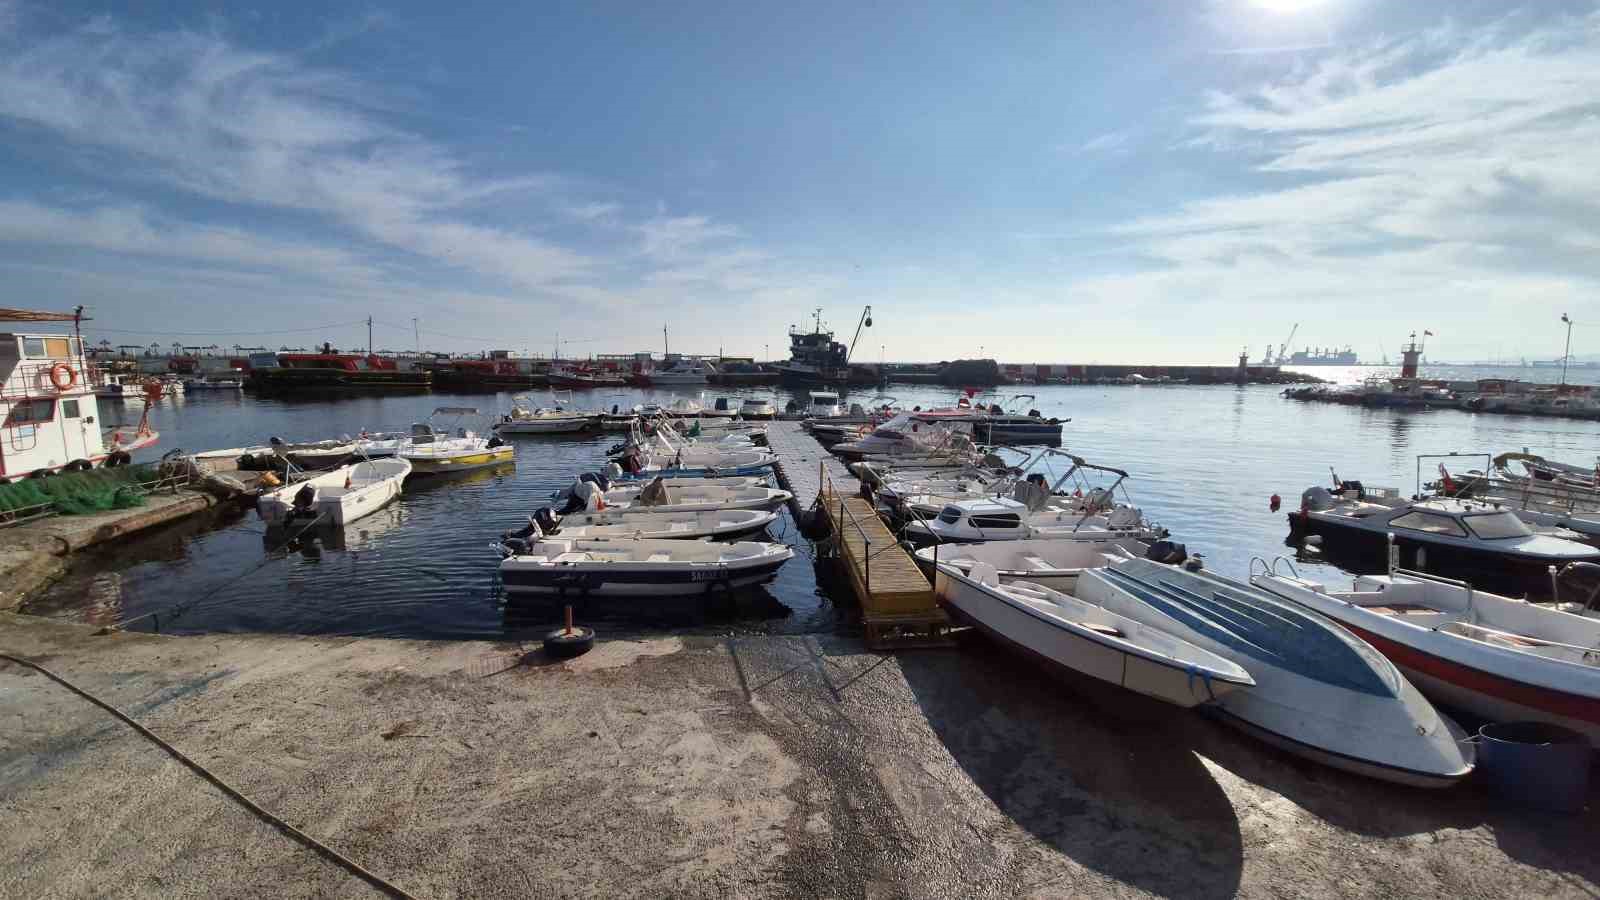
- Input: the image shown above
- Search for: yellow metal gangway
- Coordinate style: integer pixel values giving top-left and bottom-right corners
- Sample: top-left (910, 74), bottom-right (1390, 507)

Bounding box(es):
top-left (817, 463), bottom-right (950, 648)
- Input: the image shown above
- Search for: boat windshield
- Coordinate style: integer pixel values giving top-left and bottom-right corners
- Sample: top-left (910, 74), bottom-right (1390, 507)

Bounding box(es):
top-left (1462, 512), bottom-right (1534, 540)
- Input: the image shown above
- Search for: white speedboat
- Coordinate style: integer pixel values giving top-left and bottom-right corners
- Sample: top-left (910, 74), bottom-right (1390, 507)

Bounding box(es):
top-left (398, 409), bottom-right (515, 475)
top-left (1079, 558), bottom-right (1475, 787)
top-left (1252, 562), bottom-right (1600, 746)
top-left (559, 477), bottom-right (791, 514)
top-left (934, 561), bottom-right (1253, 708)
top-left (353, 431), bottom-right (407, 458)
top-left (498, 537), bottom-right (791, 596)
top-left (903, 490), bottom-right (1165, 546)
top-left (270, 437), bottom-right (354, 470)
top-left (740, 398), bottom-right (777, 420)
top-left (913, 537), bottom-right (1147, 590)
top-left (493, 394), bottom-right (597, 434)
top-left (504, 507), bottom-right (777, 545)
top-left (554, 472), bottom-right (768, 503)
top-left (610, 433), bottom-right (777, 478)
top-left (257, 458), bottom-right (412, 527)
top-left (830, 413), bottom-right (971, 461)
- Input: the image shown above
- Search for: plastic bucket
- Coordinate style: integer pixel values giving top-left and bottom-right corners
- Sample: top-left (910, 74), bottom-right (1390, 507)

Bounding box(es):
top-left (1475, 722), bottom-right (1592, 813)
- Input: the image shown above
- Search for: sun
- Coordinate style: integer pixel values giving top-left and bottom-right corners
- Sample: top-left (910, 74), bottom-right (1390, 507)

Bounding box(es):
top-left (1249, 0), bottom-right (1328, 12)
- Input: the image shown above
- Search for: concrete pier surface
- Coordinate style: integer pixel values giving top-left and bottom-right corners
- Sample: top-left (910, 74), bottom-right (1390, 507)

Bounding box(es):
top-left (2, 614), bottom-right (1596, 898)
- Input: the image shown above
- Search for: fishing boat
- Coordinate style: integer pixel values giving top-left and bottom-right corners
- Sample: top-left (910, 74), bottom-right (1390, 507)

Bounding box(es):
top-left (498, 537), bottom-right (792, 597)
top-left (1292, 483), bottom-right (1600, 596)
top-left (504, 506), bottom-right (778, 544)
top-left (398, 408), bottom-right (514, 475)
top-left (257, 457), bottom-right (412, 527)
top-left (913, 537), bottom-right (1149, 589)
top-left (553, 472), bottom-right (769, 504)
top-left (912, 393), bottom-right (1067, 443)
top-left (558, 476), bottom-right (790, 514)
top-left (932, 560), bottom-right (1253, 708)
top-left (1078, 558), bottom-right (1475, 787)
top-left (1252, 561), bottom-right (1600, 746)
top-left (492, 393), bottom-right (597, 434)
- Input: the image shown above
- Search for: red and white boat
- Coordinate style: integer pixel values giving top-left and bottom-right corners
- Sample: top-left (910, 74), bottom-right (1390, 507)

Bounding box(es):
top-left (1, 309), bottom-right (161, 481)
top-left (1252, 563), bottom-right (1600, 746)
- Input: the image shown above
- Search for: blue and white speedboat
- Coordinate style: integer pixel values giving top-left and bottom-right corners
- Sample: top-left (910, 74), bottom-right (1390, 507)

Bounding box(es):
top-left (1077, 558), bottom-right (1475, 788)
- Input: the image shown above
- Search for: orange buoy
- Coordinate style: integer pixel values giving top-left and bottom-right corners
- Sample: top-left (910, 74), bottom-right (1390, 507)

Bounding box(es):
top-left (48, 362), bottom-right (76, 391)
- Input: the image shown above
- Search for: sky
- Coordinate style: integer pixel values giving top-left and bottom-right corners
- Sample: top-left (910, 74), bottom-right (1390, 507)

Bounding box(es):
top-left (0, 0), bottom-right (1597, 364)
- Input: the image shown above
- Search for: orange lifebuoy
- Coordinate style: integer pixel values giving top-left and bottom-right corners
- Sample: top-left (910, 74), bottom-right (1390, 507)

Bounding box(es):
top-left (48, 363), bottom-right (76, 391)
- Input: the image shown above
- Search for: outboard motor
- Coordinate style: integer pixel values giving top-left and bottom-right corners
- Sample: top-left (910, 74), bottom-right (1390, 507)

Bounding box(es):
top-left (603, 461), bottom-right (625, 480)
top-left (486, 435), bottom-right (505, 449)
top-left (1028, 409), bottom-right (1041, 418)
top-left (1301, 486), bottom-right (1336, 512)
top-left (1025, 473), bottom-right (1048, 490)
top-left (290, 482), bottom-right (317, 518)
top-left (607, 443), bottom-right (628, 458)
top-left (533, 506), bottom-right (561, 534)
top-left (1145, 540), bottom-right (1188, 565)
top-left (611, 404), bottom-right (620, 415)
top-left (1337, 480), bottom-right (1365, 499)
top-left (500, 517), bottom-right (545, 555)
top-left (578, 471), bottom-right (612, 491)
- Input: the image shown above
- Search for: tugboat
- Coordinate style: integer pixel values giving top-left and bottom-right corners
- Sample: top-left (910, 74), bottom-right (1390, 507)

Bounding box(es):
top-left (777, 307), bottom-right (871, 385)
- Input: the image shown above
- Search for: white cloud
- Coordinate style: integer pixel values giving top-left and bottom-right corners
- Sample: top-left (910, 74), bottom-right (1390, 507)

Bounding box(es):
top-left (1079, 131), bottom-right (1130, 153)
top-left (1091, 11), bottom-right (1600, 354)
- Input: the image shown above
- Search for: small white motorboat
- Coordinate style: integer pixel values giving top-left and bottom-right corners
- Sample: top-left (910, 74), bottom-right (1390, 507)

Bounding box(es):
top-left (704, 397), bottom-right (742, 419)
top-left (913, 537), bottom-right (1148, 590)
top-left (903, 496), bottom-right (1166, 545)
top-left (934, 561), bottom-right (1253, 707)
top-left (493, 394), bottom-right (597, 434)
top-left (398, 409), bottom-right (515, 475)
top-left (740, 397), bottom-right (777, 420)
top-left (1079, 558), bottom-right (1476, 787)
top-left (559, 477), bottom-right (791, 514)
top-left (270, 437), bottom-right (355, 470)
top-left (1252, 561), bottom-right (1600, 746)
top-left (498, 537), bottom-right (792, 596)
top-left (806, 390), bottom-right (843, 418)
top-left (257, 458), bottom-right (412, 527)
top-left (610, 433), bottom-right (777, 478)
top-left (503, 507), bottom-right (778, 545)
top-left (182, 375), bottom-right (244, 391)
top-left (830, 413), bottom-right (972, 461)
top-left (353, 431), bottom-right (408, 458)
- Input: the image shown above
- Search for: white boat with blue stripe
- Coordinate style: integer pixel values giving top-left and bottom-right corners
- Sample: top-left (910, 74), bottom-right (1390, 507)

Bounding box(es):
top-left (1077, 558), bottom-right (1475, 788)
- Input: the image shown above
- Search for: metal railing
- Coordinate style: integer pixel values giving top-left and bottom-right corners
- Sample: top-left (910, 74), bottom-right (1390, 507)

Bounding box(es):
top-left (818, 461), bottom-right (908, 591)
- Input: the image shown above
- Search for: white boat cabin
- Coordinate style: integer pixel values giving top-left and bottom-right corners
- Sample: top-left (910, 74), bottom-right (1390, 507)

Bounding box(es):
top-left (0, 331), bottom-right (116, 479)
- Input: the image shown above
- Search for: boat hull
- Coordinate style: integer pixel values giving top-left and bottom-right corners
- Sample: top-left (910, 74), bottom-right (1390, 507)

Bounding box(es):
top-left (1291, 514), bottom-right (1598, 599)
top-left (935, 569), bottom-right (1244, 708)
top-left (405, 447), bottom-right (515, 474)
top-left (500, 556), bottom-right (788, 597)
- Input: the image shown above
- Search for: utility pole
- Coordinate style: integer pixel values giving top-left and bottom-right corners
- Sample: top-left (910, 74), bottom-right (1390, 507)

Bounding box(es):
top-left (412, 317), bottom-right (419, 355)
top-left (367, 316), bottom-right (374, 355)
top-left (1562, 313), bottom-right (1574, 386)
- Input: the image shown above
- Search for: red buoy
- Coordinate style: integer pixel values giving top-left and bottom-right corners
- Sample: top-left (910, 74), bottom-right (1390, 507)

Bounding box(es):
top-left (1269, 493), bottom-right (1282, 512)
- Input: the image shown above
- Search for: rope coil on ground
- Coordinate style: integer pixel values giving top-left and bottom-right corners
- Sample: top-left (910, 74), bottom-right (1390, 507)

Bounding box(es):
top-left (0, 652), bottom-right (419, 900)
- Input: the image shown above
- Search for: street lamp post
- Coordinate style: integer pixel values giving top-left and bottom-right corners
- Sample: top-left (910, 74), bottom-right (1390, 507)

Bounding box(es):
top-left (1562, 313), bottom-right (1574, 386)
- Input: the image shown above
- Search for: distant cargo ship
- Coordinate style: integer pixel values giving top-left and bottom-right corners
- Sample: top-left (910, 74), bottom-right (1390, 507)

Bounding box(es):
top-left (1284, 346), bottom-right (1359, 366)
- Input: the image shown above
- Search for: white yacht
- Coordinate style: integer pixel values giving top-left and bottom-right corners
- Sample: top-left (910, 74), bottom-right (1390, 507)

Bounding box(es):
top-left (806, 390), bottom-right (843, 417)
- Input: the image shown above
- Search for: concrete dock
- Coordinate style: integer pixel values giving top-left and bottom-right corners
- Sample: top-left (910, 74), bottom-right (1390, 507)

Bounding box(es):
top-left (2, 614), bottom-right (1595, 898)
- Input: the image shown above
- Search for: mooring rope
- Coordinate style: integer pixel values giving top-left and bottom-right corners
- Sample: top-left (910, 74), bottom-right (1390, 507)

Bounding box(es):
top-left (0, 652), bottom-right (419, 900)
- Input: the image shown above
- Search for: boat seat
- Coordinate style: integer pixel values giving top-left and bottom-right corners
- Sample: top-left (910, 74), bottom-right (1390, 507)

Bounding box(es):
top-left (1365, 604), bottom-right (1437, 616)
top-left (553, 552), bottom-right (591, 563)
top-left (1019, 555), bottom-right (1055, 571)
